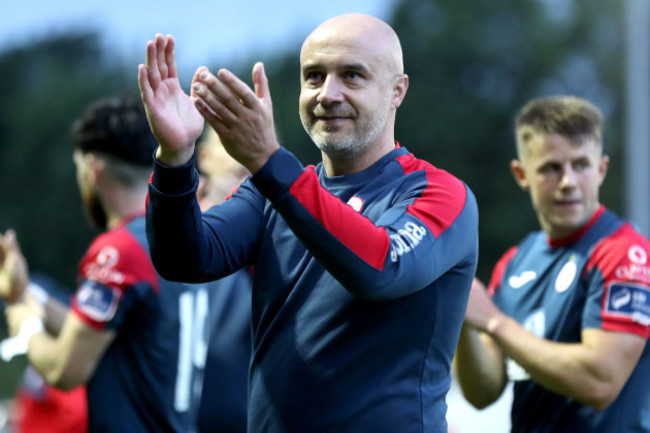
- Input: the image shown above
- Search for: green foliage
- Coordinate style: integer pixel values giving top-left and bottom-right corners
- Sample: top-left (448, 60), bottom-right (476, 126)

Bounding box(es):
top-left (0, 33), bottom-right (141, 397)
top-left (0, 32), bottom-right (140, 290)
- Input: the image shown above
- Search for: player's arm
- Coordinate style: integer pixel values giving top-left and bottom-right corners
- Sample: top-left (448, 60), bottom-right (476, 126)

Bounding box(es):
top-left (249, 149), bottom-right (478, 300)
top-left (41, 295), bottom-right (70, 336)
top-left (488, 315), bottom-right (643, 409)
top-left (466, 278), bottom-right (646, 410)
top-left (5, 298), bottom-right (114, 390)
top-left (454, 279), bottom-right (508, 408)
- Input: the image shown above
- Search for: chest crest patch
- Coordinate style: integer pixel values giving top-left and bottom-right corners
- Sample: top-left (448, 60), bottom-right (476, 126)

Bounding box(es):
top-left (347, 196), bottom-right (363, 213)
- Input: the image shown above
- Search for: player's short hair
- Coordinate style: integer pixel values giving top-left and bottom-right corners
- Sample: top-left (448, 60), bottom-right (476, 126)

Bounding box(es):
top-left (514, 95), bottom-right (603, 158)
top-left (71, 95), bottom-right (157, 167)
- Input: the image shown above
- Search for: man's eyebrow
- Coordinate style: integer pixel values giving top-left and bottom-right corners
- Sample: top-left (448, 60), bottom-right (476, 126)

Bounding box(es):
top-left (301, 63), bottom-right (371, 74)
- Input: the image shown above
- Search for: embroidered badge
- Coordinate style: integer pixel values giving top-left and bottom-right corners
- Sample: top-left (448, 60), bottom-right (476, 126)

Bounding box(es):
top-left (605, 282), bottom-right (650, 325)
top-left (75, 280), bottom-right (120, 322)
top-left (347, 196), bottom-right (363, 212)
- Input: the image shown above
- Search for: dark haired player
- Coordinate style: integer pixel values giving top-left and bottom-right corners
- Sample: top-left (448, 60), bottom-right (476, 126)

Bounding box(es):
top-left (0, 96), bottom-right (232, 432)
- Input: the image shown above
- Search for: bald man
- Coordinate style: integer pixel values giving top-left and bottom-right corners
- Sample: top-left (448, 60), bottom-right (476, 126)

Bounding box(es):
top-left (139, 14), bottom-right (478, 433)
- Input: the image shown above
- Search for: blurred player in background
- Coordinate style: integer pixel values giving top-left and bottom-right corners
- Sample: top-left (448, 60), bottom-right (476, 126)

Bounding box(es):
top-left (0, 95), bottom-right (210, 431)
top-left (195, 128), bottom-right (252, 433)
top-left (3, 273), bottom-right (87, 433)
top-left (455, 95), bottom-right (650, 432)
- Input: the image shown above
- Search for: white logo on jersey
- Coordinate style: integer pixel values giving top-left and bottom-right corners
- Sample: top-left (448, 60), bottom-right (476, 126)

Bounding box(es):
top-left (389, 221), bottom-right (427, 262)
top-left (347, 196), bottom-right (363, 213)
top-left (628, 245), bottom-right (648, 265)
top-left (507, 309), bottom-right (545, 381)
top-left (555, 257), bottom-right (577, 293)
top-left (97, 246), bottom-right (120, 268)
top-left (508, 271), bottom-right (537, 289)
top-left (84, 245), bottom-right (125, 285)
top-left (611, 287), bottom-right (632, 309)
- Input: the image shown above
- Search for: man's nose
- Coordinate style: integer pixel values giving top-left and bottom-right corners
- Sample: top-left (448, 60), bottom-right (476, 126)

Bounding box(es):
top-left (559, 165), bottom-right (577, 189)
top-left (317, 75), bottom-right (344, 104)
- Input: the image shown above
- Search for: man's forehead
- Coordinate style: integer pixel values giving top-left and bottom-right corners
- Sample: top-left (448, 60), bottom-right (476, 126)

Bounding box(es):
top-left (525, 133), bottom-right (601, 160)
top-left (300, 38), bottom-right (387, 73)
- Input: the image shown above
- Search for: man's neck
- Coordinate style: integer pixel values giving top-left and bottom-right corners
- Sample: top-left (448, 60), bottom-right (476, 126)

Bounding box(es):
top-left (322, 140), bottom-right (396, 177)
top-left (104, 188), bottom-right (148, 230)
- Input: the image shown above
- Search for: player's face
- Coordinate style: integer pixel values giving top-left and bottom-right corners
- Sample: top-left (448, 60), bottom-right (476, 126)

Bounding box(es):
top-left (298, 34), bottom-right (395, 159)
top-left (196, 130), bottom-right (249, 211)
top-left (512, 133), bottom-right (609, 239)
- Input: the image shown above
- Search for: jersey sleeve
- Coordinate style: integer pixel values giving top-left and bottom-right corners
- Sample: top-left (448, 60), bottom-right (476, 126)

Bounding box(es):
top-left (250, 147), bottom-right (479, 300)
top-left (147, 153), bottom-right (266, 283)
top-left (487, 246), bottom-right (519, 297)
top-left (583, 223), bottom-right (650, 338)
top-left (70, 228), bottom-right (159, 330)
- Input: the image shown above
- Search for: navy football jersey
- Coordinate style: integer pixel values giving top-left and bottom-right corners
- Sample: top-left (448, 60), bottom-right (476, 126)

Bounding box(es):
top-left (147, 144), bottom-right (479, 433)
top-left (196, 267), bottom-right (252, 433)
top-left (71, 215), bottom-right (212, 432)
top-left (489, 206), bottom-right (650, 432)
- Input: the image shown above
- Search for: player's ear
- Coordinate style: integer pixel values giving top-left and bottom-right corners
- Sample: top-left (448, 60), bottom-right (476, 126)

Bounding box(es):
top-left (391, 74), bottom-right (409, 109)
top-left (510, 159), bottom-right (529, 191)
top-left (598, 154), bottom-right (610, 186)
top-left (86, 153), bottom-right (106, 186)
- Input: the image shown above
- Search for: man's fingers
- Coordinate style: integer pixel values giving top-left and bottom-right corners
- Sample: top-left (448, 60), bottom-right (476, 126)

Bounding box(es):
top-left (144, 39), bottom-right (161, 88)
top-left (193, 71), bottom-right (243, 125)
top-left (164, 34), bottom-right (177, 79)
top-left (218, 68), bottom-right (259, 110)
top-left (138, 64), bottom-right (153, 104)
top-left (252, 62), bottom-right (271, 105)
top-left (155, 33), bottom-right (168, 80)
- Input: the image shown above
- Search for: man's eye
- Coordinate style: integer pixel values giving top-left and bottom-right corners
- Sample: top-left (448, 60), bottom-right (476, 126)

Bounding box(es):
top-left (306, 72), bottom-right (323, 81)
top-left (540, 164), bottom-right (561, 174)
top-left (573, 160), bottom-right (589, 170)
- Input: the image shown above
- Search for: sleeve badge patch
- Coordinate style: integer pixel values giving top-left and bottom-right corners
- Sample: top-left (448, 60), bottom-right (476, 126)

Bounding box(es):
top-left (75, 279), bottom-right (120, 323)
top-left (605, 281), bottom-right (650, 326)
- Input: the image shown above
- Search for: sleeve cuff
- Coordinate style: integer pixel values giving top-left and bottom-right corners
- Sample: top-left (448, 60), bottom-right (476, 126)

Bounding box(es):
top-left (251, 147), bottom-right (305, 202)
top-left (151, 150), bottom-right (198, 195)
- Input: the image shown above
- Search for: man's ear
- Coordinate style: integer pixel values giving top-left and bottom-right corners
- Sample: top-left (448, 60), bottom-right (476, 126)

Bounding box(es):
top-left (86, 153), bottom-right (106, 186)
top-left (598, 154), bottom-right (610, 186)
top-left (510, 159), bottom-right (529, 191)
top-left (391, 74), bottom-right (409, 109)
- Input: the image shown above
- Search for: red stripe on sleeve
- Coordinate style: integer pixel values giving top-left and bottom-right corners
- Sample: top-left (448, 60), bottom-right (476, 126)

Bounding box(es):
top-left (289, 169), bottom-right (390, 270)
top-left (396, 154), bottom-right (467, 237)
top-left (488, 246), bottom-right (519, 296)
top-left (587, 223), bottom-right (650, 337)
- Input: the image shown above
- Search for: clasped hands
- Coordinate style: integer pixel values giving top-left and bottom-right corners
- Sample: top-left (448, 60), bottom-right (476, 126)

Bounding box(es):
top-left (138, 34), bottom-right (280, 173)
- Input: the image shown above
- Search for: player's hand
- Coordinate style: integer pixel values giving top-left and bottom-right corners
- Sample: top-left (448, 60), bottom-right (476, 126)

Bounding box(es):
top-left (464, 277), bottom-right (504, 333)
top-left (5, 294), bottom-right (43, 337)
top-left (191, 62), bottom-right (281, 173)
top-left (0, 230), bottom-right (29, 304)
top-left (138, 33), bottom-right (204, 166)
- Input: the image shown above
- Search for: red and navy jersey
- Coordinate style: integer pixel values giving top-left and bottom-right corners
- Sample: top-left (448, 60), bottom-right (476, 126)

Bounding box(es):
top-left (71, 215), bottom-right (236, 432)
top-left (488, 206), bottom-right (650, 432)
top-left (147, 144), bottom-right (479, 433)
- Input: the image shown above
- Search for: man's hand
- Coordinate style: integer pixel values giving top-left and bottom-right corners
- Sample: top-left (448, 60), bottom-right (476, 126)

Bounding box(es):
top-left (5, 294), bottom-right (44, 337)
top-left (138, 34), bottom-right (204, 166)
top-left (0, 230), bottom-right (29, 304)
top-left (191, 63), bottom-right (281, 173)
top-left (464, 277), bottom-right (506, 334)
